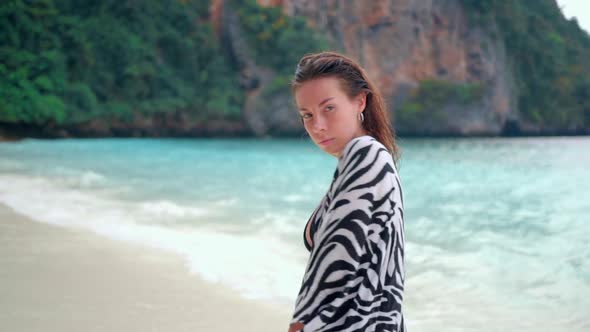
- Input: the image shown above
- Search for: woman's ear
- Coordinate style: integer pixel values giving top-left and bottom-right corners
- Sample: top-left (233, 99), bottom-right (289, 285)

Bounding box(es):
top-left (357, 92), bottom-right (367, 112)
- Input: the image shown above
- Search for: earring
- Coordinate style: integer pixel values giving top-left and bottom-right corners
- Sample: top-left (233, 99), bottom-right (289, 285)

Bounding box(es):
top-left (358, 112), bottom-right (365, 123)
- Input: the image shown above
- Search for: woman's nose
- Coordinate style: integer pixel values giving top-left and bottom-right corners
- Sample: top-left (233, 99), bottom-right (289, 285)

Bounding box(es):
top-left (311, 115), bottom-right (327, 132)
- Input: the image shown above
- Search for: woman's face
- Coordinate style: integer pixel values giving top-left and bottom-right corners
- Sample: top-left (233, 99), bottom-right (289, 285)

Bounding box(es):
top-left (295, 77), bottom-right (367, 158)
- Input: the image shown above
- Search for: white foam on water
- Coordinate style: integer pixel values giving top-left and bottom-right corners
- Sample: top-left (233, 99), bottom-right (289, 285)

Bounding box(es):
top-left (49, 167), bottom-right (110, 188)
top-left (0, 159), bottom-right (24, 172)
top-left (404, 222), bottom-right (590, 331)
top-left (0, 174), bottom-right (305, 307)
top-left (250, 211), bottom-right (302, 237)
top-left (139, 200), bottom-right (210, 219)
top-left (283, 194), bottom-right (307, 203)
top-left (211, 198), bottom-right (239, 207)
top-left (404, 239), bottom-right (589, 331)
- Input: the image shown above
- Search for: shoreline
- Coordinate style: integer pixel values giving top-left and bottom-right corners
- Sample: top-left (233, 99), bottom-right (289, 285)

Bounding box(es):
top-left (0, 203), bottom-right (291, 332)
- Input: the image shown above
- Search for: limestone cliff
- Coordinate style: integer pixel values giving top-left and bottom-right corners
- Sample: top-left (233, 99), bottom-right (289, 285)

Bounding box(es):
top-left (2, 0), bottom-right (585, 140)
top-left (228, 0), bottom-right (518, 136)
top-left (219, 0), bottom-right (301, 136)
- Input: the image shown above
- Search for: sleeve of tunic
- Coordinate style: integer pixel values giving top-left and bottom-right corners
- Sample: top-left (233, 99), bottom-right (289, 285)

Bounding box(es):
top-left (291, 136), bottom-right (406, 332)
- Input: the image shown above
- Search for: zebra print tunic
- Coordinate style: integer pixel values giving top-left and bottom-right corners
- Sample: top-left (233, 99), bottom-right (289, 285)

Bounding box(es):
top-left (291, 135), bottom-right (406, 332)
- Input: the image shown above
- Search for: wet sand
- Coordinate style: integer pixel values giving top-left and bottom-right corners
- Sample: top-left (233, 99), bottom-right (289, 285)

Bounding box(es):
top-left (0, 203), bottom-right (291, 332)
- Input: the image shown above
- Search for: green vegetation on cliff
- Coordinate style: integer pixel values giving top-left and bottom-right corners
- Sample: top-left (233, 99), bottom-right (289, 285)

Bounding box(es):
top-left (397, 80), bottom-right (484, 128)
top-left (1, 0), bottom-right (589, 134)
top-left (229, 0), bottom-right (327, 76)
top-left (0, 0), bottom-right (242, 126)
top-left (0, 0), bottom-right (326, 128)
top-left (461, 0), bottom-right (590, 129)
top-left (229, 0), bottom-right (327, 99)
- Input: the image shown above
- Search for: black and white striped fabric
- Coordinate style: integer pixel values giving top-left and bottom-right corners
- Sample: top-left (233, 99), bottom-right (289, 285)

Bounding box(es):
top-left (292, 135), bottom-right (406, 332)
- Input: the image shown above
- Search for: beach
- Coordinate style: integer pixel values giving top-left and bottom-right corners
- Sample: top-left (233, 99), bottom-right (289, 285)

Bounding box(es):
top-left (0, 203), bottom-right (292, 332)
top-left (2, 137), bottom-right (589, 332)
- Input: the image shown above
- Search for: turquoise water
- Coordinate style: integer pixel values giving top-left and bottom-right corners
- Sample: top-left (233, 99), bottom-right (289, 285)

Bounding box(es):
top-left (1, 137), bottom-right (588, 331)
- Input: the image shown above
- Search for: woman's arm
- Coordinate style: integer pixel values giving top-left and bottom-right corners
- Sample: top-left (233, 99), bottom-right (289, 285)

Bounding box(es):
top-left (291, 196), bottom-right (373, 330)
top-left (291, 138), bottom-right (399, 331)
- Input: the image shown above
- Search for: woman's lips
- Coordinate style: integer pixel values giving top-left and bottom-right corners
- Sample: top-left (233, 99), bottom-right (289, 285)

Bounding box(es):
top-left (319, 138), bottom-right (334, 145)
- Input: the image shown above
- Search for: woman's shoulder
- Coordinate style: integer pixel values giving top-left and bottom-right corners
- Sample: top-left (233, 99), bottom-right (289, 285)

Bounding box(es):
top-left (340, 135), bottom-right (392, 165)
top-left (335, 135), bottom-right (401, 200)
top-left (336, 135), bottom-right (397, 181)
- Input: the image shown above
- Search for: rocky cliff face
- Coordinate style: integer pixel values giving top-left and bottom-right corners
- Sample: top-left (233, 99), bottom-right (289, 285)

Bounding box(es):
top-left (225, 0), bottom-right (520, 136)
top-left (213, 0), bottom-right (304, 137)
top-left (219, 0), bottom-right (302, 136)
top-left (5, 0), bottom-right (579, 140)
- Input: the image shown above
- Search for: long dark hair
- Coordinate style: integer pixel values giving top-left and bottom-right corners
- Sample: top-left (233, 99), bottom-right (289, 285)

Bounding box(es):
top-left (291, 51), bottom-right (400, 165)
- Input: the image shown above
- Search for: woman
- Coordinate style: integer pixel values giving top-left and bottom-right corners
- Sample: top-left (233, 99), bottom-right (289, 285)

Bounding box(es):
top-left (288, 52), bottom-right (406, 332)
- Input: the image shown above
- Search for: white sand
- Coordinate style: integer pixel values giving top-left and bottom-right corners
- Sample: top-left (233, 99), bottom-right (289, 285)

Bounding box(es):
top-left (0, 203), bottom-right (292, 332)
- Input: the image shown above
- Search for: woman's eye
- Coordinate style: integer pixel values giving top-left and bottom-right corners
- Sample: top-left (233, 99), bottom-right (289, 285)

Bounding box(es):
top-left (325, 105), bottom-right (335, 112)
top-left (301, 113), bottom-right (312, 120)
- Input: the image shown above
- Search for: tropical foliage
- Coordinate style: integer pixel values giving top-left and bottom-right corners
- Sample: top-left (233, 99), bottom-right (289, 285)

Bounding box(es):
top-left (1, 0), bottom-right (588, 132)
top-left (461, 0), bottom-right (590, 128)
top-left (0, 0), bottom-right (241, 126)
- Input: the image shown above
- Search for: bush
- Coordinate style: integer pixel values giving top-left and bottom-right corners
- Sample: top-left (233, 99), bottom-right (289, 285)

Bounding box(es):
top-left (397, 80), bottom-right (483, 127)
top-left (460, 0), bottom-right (590, 128)
top-left (0, 0), bottom-right (243, 125)
top-left (230, 0), bottom-right (328, 75)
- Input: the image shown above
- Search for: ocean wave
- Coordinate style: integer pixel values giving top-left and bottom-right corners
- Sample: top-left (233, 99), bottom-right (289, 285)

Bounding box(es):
top-left (139, 200), bottom-right (209, 219)
top-left (0, 173), bottom-right (304, 306)
top-left (50, 167), bottom-right (109, 189)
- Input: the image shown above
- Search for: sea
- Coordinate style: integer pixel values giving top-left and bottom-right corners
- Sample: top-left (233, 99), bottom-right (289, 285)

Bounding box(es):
top-left (0, 136), bottom-right (588, 331)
